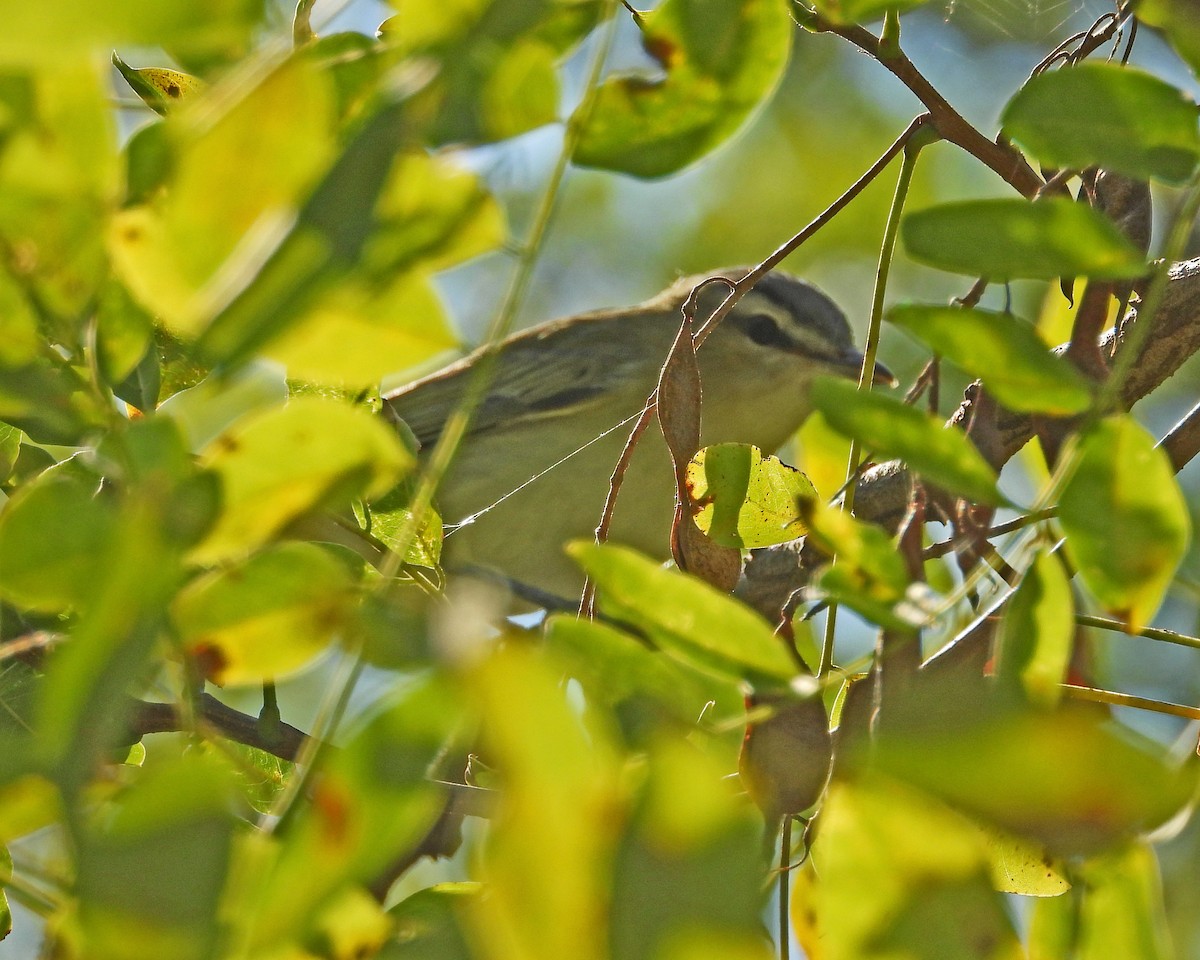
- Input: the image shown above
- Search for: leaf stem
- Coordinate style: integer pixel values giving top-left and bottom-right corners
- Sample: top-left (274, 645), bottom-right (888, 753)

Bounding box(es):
top-left (819, 132), bottom-right (927, 677)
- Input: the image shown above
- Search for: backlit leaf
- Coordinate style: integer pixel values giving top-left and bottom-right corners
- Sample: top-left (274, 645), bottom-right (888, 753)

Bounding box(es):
top-left (1040, 844), bottom-right (1172, 960)
top-left (866, 700), bottom-right (1196, 856)
top-left (809, 778), bottom-right (1022, 960)
top-left (380, 0), bottom-right (603, 145)
top-left (995, 549), bottom-right (1074, 707)
top-left (686, 443), bottom-right (815, 548)
top-left (575, 0), bottom-right (792, 177)
top-left (1002, 63), bottom-right (1200, 184)
top-left (809, 0), bottom-right (930, 24)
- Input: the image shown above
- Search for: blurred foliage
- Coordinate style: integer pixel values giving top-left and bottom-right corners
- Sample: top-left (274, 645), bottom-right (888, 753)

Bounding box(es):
top-left (0, 0), bottom-right (1198, 957)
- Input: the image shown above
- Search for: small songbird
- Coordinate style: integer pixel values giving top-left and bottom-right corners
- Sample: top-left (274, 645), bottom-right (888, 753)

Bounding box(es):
top-left (384, 268), bottom-right (892, 604)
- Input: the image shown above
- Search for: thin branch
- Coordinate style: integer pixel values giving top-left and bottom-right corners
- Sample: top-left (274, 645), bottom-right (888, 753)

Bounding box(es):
top-left (1158, 401), bottom-right (1200, 473)
top-left (1063, 683), bottom-right (1200, 721)
top-left (924, 508), bottom-right (1057, 560)
top-left (130, 693), bottom-right (313, 762)
top-left (807, 16), bottom-right (1044, 197)
top-left (1076, 614), bottom-right (1200, 652)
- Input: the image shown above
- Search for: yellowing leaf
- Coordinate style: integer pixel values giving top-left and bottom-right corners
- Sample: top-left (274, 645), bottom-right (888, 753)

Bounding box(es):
top-left (173, 542), bottom-right (357, 685)
top-left (112, 54), bottom-right (204, 115)
top-left (812, 778), bottom-right (1022, 960)
top-left (265, 272), bottom-right (458, 385)
top-left (469, 647), bottom-right (619, 960)
top-left (194, 397), bottom-right (413, 564)
top-left (110, 57), bottom-right (336, 334)
top-left (686, 443), bottom-right (815, 548)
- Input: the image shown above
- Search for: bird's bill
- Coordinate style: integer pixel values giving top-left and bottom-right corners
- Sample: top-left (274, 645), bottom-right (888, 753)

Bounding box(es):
top-left (832, 350), bottom-right (897, 387)
top-left (870, 359), bottom-right (897, 387)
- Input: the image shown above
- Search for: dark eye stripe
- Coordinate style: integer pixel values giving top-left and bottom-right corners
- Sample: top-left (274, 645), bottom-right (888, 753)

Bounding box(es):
top-left (741, 313), bottom-right (794, 350)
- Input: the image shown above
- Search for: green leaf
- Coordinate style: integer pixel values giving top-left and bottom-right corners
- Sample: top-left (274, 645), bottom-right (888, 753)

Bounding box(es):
top-left (866, 701), bottom-right (1196, 856)
top-left (1002, 63), bottom-right (1200, 184)
top-left (468, 647), bottom-right (620, 960)
top-left (265, 271), bottom-right (458, 386)
top-left (379, 0), bottom-right (603, 145)
top-left (0, 423), bottom-right (21, 484)
top-left (575, 0), bottom-right (793, 178)
top-left (995, 550), bottom-right (1074, 707)
top-left (808, 778), bottom-right (1021, 960)
top-left (543, 615), bottom-right (739, 731)
top-left (193, 397), bottom-right (414, 565)
top-left (0, 471), bottom-right (114, 611)
top-left (75, 753), bottom-right (238, 960)
top-left (887, 304), bottom-right (1094, 415)
top-left (301, 32), bottom-right (387, 124)
top-left (3, 0), bottom-right (263, 68)
top-left (810, 378), bottom-right (1005, 505)
top-left (609, 739), bottom-right (768, 960)
top-left (384, 883), bottom-right (479, 960)
top-left (34, 480), bottom-right (188, 782)
top-left (567, 541), bottom-right (800, 689)
top-left (1136, 0), bottom-right (1200, 78)
top-left (902, 198), bottom-right (1147, 281)
top-left (95, 280), bottom-right (156, 390)
top-left (122, 120), bottom-right (173, 207)
top-left (360, 480), bottom-right (443, 570)
top-left (0, 845), bottom-right (10, 941)
top-left (800, 498), bottom-right (934, 632)
top-left (173, 542), bottom-right (358, 686)
top-left (0, 355), bottom-right (107, 445)
top-left (1058, 415), bottom-right (1191, 630)
top-left (685, 443), bottom-right (814, 548)
top-left (241, 677), bottom-right (458, 951)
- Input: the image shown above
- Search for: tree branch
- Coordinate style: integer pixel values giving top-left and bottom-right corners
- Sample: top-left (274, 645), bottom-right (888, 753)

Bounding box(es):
top-left (130, 693), bottom-right (313, 762)
top-left (809, 17), bottom-right (1044, 197)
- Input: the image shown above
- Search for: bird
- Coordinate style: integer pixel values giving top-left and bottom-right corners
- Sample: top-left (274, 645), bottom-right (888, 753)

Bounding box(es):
top-left (383, 267), bottom-right (892, 606)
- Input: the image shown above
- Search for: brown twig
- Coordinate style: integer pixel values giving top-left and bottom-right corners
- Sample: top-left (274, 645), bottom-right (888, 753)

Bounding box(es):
top-left (808, 18), bottom-right (1043, 197)
top-left (130, 693), bottom-right (312, 762)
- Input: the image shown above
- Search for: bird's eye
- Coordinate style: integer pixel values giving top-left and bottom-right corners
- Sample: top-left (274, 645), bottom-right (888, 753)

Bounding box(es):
top-left (743, 313), bottom-right (790, 350)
